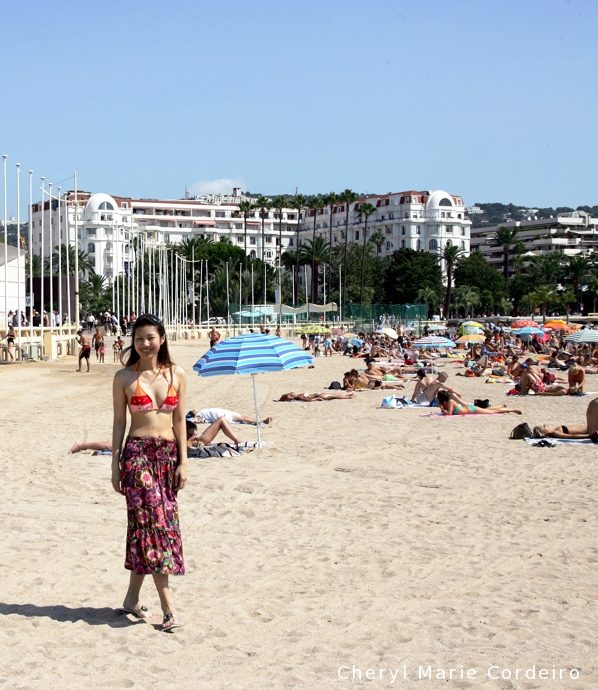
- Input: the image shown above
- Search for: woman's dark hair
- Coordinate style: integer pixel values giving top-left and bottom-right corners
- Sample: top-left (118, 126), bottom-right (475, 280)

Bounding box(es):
top-left (416, 369), bottom-right (426, 379)
top-left (437, 390), bottom-right (450, 404)
top-left (186, 419), bottom-right (197, 440)
top-left (121, 314), bottom-right (175, 368)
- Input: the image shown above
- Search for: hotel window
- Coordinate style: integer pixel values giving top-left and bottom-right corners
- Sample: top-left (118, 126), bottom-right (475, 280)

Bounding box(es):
top-left (441, 212), bottom-right (446, 218)
top-left (265, 250), bottom-right (272, 258)
top-left (446, 225), bottom-right (453, 233)
top-left (250, 237), bottom-right (256, 245)
top-left (462, 227), bottom-right (466, 235)
top-left (416, 239), bottom-right (421, 250)
top-left (429, 239), bottom-right (438, 251)
top-left (87, 242), bottom-right (95, 253)
top-left (416, 226), bottom-right (421, 235)
top-left (87, 228), bottom-right (96, 237)
top-left (160, 222), bottom-right (168, 227)
top-left (385, 227), bottom-right (392, 235)
top-left (355, 231), bottom-right (360, 241)
top-left (265, 236), bottom-right (272, 243)
top-left (388, 213), bottom-right (394, 219)
top-left (121, 202), bottom-right (128, 209)
top-left (98, 202), bottom-right (114, 211)
top-left (401, 226), bottom-right (406, 235)
top-left (235, 223), bottom-right (243, 229)
top-left (386, 241), bottom-right (393, 250)
top-left (289, 237), bottom-right (294, 246)
top-left (333, 236), bottom-right (337, 243)
top-left (461, 241), bottom-right (466, 249)
top-left (237, 236), bottom-right (243, 243)
top-left (124, 244), bottom-right (129, 254)
top-left (88, 257), bottom-right (96, 268)
top-left (401, 240), bottom-right (405, 248)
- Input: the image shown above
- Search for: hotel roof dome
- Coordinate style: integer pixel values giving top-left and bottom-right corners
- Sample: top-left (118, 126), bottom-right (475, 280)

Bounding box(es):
top-left (84, 193), bottom-right (119, 219)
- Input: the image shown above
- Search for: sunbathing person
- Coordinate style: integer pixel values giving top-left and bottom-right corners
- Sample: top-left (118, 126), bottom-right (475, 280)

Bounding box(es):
top-left (343, 369), bottom-right (405, 391)
top-left (534, 397), bottom-right (598, 439)
top-left (437, 389), bottom-right (522, 416)
top-left (69, 417), bottom-right (244, 455)
top-left (186, 418), bottom-right (243, 447)
top-left (187, 408), bottom-right (273, 425)
top-left (520, 363), bottom-right (586, 396)
top-left (411, 370), bottom-right (464, 404)
top-left (363, 360), bottom-right (408, 380)
top-left (278, 391), bottom-right (355, 401)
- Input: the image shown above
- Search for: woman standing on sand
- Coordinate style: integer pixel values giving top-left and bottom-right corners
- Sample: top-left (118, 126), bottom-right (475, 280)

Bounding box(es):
top-left (112, 314), bottom-right (187, 632)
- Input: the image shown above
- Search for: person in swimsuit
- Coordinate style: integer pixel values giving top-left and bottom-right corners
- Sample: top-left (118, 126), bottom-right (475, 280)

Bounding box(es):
top-left (92, 327), bottom-right (104, 360)
top-left (437, 390), bottom-right (522, 416)
top-left (411, 370), bottom-right (464, 404)
top-left (187, 409), bottom-right (273, 425)
top-left (76, 330), bottom-right (91, 372)
top-left (112, 314), bottom-right (187, 632)
top-left (2, 326), bottom-right (16, 362)
top-left (534, 397), bottom-right (598, 440)
top-left (343, 369), bottom-right (405, 391)
top-left (277, 391), bottom-right (355, 402)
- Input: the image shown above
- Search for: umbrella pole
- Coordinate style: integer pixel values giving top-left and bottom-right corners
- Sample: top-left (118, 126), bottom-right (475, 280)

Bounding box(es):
top-left (252, 373), bottom-right (262, 449)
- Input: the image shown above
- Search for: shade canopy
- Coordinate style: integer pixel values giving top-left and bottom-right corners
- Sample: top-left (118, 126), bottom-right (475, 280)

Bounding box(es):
top-left (377, 327), bottom-right (399, 339)
top-left (193, 333), bottom-right (313, 377)
top-left (462, 320), bottom-right (484, 327)
top-left (565, 330), bottom-right (598, 344)
top-left (414, 336), bottom-right (456, 349)
top-left (511, 320), bottom-right (537, 329)
top-left (514, 326), bottom-right (544, 336)
top-left (297, 325), bottom-right (331, 335)
top-left (456, 334), bottom-right (485, 343)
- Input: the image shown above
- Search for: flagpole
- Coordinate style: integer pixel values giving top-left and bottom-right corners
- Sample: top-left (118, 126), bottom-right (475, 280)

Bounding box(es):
top-left (48, 182), bottom-right (53, 332)
top-left (226, 261), bottom-right (230, 327)
top-left (198, 259), bottom-right (203, 326)
top-left (73, 172), bottom-right (80, 332)
top-left (206, 259), bottom-right (210, 324)
top-left (57, 186), bottom-right (63, 350)
top-left (28, 170), bottom-right (34, 347)
top-left (191, 246), bottom-right (195, 330)
top-left (16, 163), bottom-right (22, 352)
top-left (40, 177), bottom-right (45, 352)
top-left (2, 154), bottom-right (7, 331)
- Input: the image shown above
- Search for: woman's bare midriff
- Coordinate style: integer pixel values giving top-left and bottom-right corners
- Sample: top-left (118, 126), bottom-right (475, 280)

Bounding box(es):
top-left (128, 411), bottom-right (176, 440)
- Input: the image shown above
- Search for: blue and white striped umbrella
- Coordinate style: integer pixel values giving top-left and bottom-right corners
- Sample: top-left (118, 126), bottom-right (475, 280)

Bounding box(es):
top-left (414, 336), bottom-right (456, 349)
top-left (193, 333), bottom-right (313, 447)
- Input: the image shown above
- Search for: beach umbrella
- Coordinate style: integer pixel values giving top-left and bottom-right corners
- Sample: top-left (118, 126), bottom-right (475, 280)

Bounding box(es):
top-left (462, 320), bottom-right (484, 327)
top-left (351, 338), bottom-right (364, 347)
top-left (514, 326), bottom-right (544, 336)
top-left (426, 324), bottom-right (446, 331)
top-left (193, 333), bottom-right (313, 447)
top-left (456, 334), bottom-right (485, 343)
top-left (465, 326), bottom-right (484, 335)
top-left (565, 330), bottom-right (598, 344)
top-left (543, 322), bottom-right (571, 332)
top-left (414, 336), bottom-right (456, 348)
top-left (297, 324), bottom-right (331, 335)
top-left (511, 319), bottom-right (537, 329)
top-left (340, 332), bottom-right (358, 339)
top-left (376, 327), bottom-right (398, 339)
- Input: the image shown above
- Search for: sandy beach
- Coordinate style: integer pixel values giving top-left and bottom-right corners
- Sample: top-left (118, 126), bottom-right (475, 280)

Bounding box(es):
top-left (1, 340), bottom-right (597, 689)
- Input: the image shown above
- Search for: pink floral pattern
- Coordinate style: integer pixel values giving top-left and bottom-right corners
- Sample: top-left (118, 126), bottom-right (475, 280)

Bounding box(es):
top-left (121, 437), bottom-right (185, 575)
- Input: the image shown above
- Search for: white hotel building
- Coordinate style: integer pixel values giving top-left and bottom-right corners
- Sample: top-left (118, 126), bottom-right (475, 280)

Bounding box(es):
top-left (300, 189), bottom-right (471, 258)
top-left (30, 190), bottom-right (300, 282)
top-left (30, 187), bottom-right (470, 282)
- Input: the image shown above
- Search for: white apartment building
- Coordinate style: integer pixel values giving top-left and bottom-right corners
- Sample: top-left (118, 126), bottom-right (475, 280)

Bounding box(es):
top-left (30, 190), bottom-right (300, 281)
top-left (470, 211), bottom-right (598, 276)
top-left (299, 189), bottom-right (471, 258)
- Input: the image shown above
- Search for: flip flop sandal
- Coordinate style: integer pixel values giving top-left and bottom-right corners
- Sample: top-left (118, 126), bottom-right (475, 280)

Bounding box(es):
top-left (161, 613), bottom-right (181, 633)
top-left (117, 605), bottom-right (155, 619)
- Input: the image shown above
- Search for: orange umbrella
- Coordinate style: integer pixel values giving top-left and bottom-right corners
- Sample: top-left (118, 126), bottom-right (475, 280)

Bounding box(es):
top-left (543, 321), bottom-right (572, 331)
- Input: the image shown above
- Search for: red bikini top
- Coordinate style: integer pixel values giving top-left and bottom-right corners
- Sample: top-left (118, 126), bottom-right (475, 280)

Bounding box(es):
top-left (129, 362), bottom-right (178, 413)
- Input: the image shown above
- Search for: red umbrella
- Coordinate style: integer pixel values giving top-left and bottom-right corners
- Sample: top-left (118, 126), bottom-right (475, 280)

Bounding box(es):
top-left (511, 319), bottom-right (537, 329)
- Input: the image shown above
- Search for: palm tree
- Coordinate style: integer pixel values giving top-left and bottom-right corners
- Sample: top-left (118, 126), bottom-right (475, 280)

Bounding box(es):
top-left (559, 289), bottom-right (576, 322)
top-left (87, 272), bottom-right (107, 303)
top-left (494, 226), bottom-right (520, 283)
top-left (237, 200), bottom-right (254, 261)
top-left (529, 252), bottom-right (564, 285)
top-left (270, 195), bottom-right (287, 264)
top-left (340, 189), bottom-right (358, 307)
top-left (254, 195), bottom-right (271, 263)
top-left (298, 237), bottom-right (330, 304)
top-left (289, 193), bottom-right (307, 303)
top-left (322, 191), bottom-right (338, 299)
top-left (453, 285), bottom-right (481, 317)
top-left (438, 243), bottom-right (466, 317)
top-left (529, 284), bottom-right (557, 323)
top-left (417, 286), bottom-right (438, 318)
top-left (497, 296), bottom-right (513, 316)
top-left (566, 254), bottom-right (593, 310)
top-left (306, 196), bottom-right (325, 303)
top-left (51, 244), bottom-right (94, 277)
top-left (357, 202), bottom-right (376, 308)
top-left (370, 230), bottom-right (385, 257)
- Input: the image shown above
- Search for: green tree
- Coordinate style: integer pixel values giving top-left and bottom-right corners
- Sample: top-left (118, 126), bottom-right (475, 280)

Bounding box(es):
top-left (340, 189), bottom-right (358, 305)
top-left (370, 230), bottom-right (385, 257)
top-left (270, 195), bottom-right (288, 267)
top-left (559, 289), bottom-right (576, 321)
top-left (494, 226), bottom-right (520, 283)
top-left (357, 202), bottom-right (377, 308)
top-left (529, 284), bottom-right (558, 323)
top-left (289, 193), bottom-right (307, 303)
top-left (385, 248), bottom-right (442, 304)
top-left (439, 243), bottom-right (466, 317)
top-left (417, 286), bottom-right (438, 318)
top-left (529, 253), bottom-right (564, 285)
top-left (453, 250), bottom-right (507, 308)
top-left (307, 196), bottom-right (325, 302)
top-left (299, 237), bottom-right (330, 304)
top-left (237, 200), bottom-right (254, 260)
top-left (566, 254), bottom-right (593, 310)
top-left (453, 285), bottom-right (481, 317)
top-left (322, 192), bottom-right (338, 296)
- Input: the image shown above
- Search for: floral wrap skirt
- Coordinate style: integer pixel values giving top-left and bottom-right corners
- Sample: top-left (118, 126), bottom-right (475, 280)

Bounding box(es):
top-left (121, 436), bottom-right (185, 575)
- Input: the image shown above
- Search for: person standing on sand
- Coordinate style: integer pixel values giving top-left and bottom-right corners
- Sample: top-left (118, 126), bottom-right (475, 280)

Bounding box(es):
top-left (209, 326), bottom-right (221, 348)
top-left (76, 330), bottom-right (91, 372)
top-left (112, 314), bottom-right (187, 632)
top-left (92, 326), bottom-right (104, 360)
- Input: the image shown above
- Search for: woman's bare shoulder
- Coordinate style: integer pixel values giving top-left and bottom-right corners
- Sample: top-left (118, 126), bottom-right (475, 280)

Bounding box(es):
top-left (114, 366), bottom-right (135, 384)
top-left (171, 364), bottom-right (186, 378)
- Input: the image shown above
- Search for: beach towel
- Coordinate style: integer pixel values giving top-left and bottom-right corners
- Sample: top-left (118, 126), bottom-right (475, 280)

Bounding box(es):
top-left (486, 376), bottom-right (513, 384)
top-left (524, 437), bottom-right (595, 447)
top-left (420, 412), bottom-right (502, 418)
top-left (188, 441), bottom-right (263, 458)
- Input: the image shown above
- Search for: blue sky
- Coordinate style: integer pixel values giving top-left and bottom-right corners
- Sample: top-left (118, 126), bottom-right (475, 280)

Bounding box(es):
top-left (1, 0), bottom-right (596, 212)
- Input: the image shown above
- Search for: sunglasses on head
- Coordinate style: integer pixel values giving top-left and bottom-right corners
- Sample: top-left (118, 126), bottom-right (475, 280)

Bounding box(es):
top-left (137, 313), bottom-right (162, 325)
